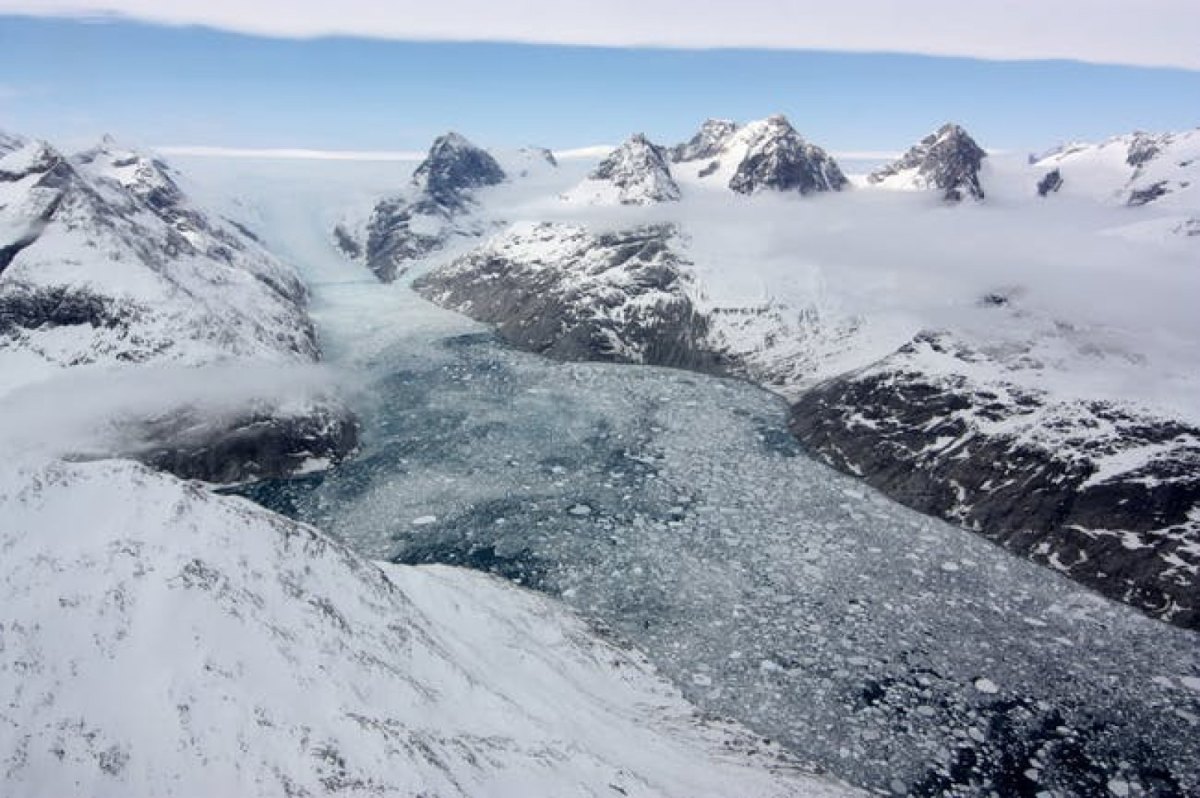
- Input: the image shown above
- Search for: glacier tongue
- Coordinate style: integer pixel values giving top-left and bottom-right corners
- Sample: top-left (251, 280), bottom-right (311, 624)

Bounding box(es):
top-left (0, 457), bottom-right (853, 798)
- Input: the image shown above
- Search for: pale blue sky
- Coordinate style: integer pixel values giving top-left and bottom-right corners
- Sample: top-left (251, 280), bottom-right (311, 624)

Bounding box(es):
top-left (2, 16), bottom-right (1198, 155)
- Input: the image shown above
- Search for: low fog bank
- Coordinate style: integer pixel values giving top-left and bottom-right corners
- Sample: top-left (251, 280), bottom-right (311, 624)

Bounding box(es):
top-left (0, 362), bottom-right (359, 475)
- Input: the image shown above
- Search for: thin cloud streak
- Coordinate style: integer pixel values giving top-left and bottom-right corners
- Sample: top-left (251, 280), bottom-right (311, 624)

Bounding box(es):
top-left (2, 0), bottom-right (1199, 70)
top-left (157, 145), bottom-right (425, 161)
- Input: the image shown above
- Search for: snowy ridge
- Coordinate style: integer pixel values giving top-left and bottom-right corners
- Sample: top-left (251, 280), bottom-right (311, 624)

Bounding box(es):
top-left (1032, 127), bottom-right (1200, 210)
top-left (867, 123), bottom-right (987, 201)
top-left (0, 457), bottom-right (853, 798)
top-left (562, 133), bottom-right (681, 206)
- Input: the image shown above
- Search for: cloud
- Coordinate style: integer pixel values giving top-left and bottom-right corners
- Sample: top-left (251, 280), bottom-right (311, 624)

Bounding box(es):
top-left (2, 0), bottom-right (1198, 71)
top-left (157, 145), bottom-right (424, 161)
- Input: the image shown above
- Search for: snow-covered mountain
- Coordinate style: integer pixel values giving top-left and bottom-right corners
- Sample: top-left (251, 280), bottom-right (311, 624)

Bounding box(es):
top-left (333, 132), bottom-right (509, 282)
top-left (0, 131), bottom-right (356, 482)
top-left (408, 123), bottom-right (1200, 629)
top-left (1033, 129), bottom-right (1200, 236)
top-left (0, 456), bottom-right (853, 798)
top-left (0, 133), bottom-right (316, 372)
top-left (867, 123), bottom-right (987, 201)
top-left (672, 114), bottom-right (849, 195)
top-left (562, 133), bottom-right (681, 206)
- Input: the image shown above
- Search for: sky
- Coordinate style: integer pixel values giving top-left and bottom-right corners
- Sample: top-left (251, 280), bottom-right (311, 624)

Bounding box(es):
top-left (1, 5), bottom-right (1198, 155)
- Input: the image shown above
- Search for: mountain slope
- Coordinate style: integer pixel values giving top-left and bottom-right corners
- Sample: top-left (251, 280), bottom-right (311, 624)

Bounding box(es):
top-left (0, 134), bottom-right (318, 373)
top-left (413, 221), bottom-right (724, 370)
top-left (789, 330), bottom-right (1200, 627)
top-left (0, 457), bottom-right (853, 798)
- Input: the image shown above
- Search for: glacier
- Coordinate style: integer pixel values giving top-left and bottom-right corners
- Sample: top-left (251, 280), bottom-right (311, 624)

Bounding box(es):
top-left (179, 151), bottom-right (1200, 797)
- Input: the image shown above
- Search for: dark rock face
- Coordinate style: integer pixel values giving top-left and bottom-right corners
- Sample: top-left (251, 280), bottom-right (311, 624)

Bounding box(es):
top-left (729, 116), bottom-right (848, 196)
top-left (1128, 181), bottom-right (1170, 206)
top-left (0, 285), bottom-right (139, 338)
top-left (670, 119), bottom-right (740, 163)
top-left (585, 134), bottom-right (681, 205)
top-left (1126, 132), bottom-right (1163, 169)
top-left (788, 333), bottom-right (1200, 630)
top-left (351, 132), bottom-right (504, 282)
top-left (414, 223), bottom-right (727, 372)
top-left (133, 402), bottom-right (359, 484)
top-left (360, 196), bottom-right (454, 282)
top-left (869, 123), bottom-right (987, 202)
top-left (1037, 169), bottom-right (1064, 197)
top-left (411, 132), bottom-right (506, 209)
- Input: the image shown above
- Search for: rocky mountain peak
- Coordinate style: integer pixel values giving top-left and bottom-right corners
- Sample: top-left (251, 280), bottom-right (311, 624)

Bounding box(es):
top-left (869, 122), bottom-right (987, 201)
top-left (578, 133), bottom-right (681, 205)
top-left (671, 118), bottom-right (740, 163)
top-left (411, 131), bottom-right (506, 208)
top-left (75, 137), bottom-right (184, 213)
top-left (728, 115), bottom-right (848, 196)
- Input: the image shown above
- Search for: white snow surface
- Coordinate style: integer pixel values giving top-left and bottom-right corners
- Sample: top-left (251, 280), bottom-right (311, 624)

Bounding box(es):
top-left (0, 457), bottom-right (854, 798)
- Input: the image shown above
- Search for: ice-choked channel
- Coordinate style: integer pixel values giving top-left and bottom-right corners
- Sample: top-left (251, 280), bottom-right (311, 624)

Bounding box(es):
top-left (189, 158), bottom-right (1200, 798)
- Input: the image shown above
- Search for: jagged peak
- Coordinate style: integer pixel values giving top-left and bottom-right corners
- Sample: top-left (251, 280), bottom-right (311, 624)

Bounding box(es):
top-left (411, 130), bottom-right (506, 206)
top-left (671, 118), bottom-right (740, 163)
top-left (727, 116), bottom-right (848, 196)
top-left (566, 133), bottom-right (680, 206)
top-left (868, 122), bottom-right (986, 202)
